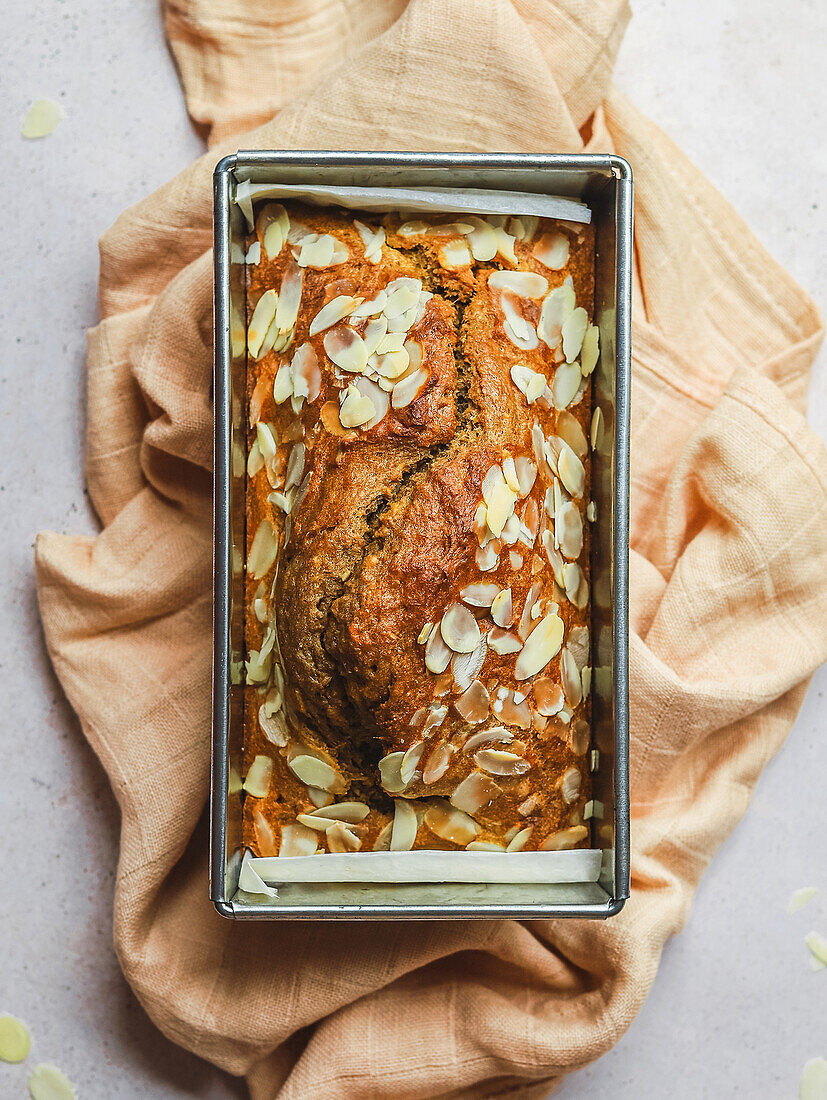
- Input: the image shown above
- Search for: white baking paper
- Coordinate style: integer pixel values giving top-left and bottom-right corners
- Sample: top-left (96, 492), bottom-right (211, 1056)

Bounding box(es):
top-left (247, 848), bottom-right (602, 885)
top-left (234, 180), bottom-right (591, 230)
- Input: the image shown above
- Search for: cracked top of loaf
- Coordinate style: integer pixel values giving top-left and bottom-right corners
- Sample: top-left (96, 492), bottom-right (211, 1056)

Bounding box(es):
top-left (242, 201), bottom-right (597, 857)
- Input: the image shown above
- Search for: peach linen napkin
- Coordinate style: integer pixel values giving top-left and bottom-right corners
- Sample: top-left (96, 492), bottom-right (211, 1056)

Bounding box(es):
top-left (34, 0), bottom-right (827, 1096)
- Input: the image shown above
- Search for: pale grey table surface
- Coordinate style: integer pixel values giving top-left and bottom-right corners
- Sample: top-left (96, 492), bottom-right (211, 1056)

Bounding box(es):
top-left (1, 1), bottom-right (825, 1097)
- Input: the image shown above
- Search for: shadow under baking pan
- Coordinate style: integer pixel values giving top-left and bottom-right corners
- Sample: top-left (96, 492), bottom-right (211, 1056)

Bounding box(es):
top-left (211, 151), bottom-right (631, 920)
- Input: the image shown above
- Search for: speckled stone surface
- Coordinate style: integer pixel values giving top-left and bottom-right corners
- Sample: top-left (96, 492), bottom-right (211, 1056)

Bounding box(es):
top-left (0, 1), bottom-right (823, 1097)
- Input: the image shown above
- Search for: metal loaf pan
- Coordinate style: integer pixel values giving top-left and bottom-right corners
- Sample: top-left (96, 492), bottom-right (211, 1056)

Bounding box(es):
top-left (212, 152), bottom-right (632, 919)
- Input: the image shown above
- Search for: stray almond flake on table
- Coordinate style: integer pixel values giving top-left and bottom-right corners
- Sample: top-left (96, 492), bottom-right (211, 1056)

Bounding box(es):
top-left (28, 1063), bottom-right (78, 1100)
top-left (21, 98), bottom-right (64, 139)
top-left (0, 1013), bottom-right (31, 1062)
top-left (788, 887), bottom-right (819, 913)
top-left (799, 1057), bottom-right (827, 1100)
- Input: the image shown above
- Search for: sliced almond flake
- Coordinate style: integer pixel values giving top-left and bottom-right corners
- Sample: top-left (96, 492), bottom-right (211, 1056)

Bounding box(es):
top-left (21, 97), bottom-right (65, 140)
top-left (339, 383), bottom-right (375, 428)
top-left (325, 820), bottom-right (362, 853)
top-left (461, 582), bottom-right (499, 608)
top-left (248, 290), bottom-right (279, 358)
top-left (253, 597), bottom-right (268, 624)
top-left (537, 283), bottom-right (575, 349)
top-left (518, 580), bottom-right (543, 641)
top-left (256, 202), bottom-right (290, 259)
top-left (561, 306), bottom-right (588, 363)
top-left (506, 826), bottom-right (533, 853)
top-left (462, 216), bottom-right (496, 261)
top-left (515, 612), bottom-right (564, 680)
top-left (488, 270), bottom-right (549, 298)
top-left (491, 588), bottom-right (513, 628)
top-left (514, 456), bottom-right (537, 498)
top-left (248, 519), bottom-right (279, 579)
top-left (390, 799), bottom-right (418, 851)
top-left (247, 439), bottom-right (264, 477)
top-left (424, 802), bottom-right (477, 846)
top-left (788, 887), bottom-right (819, 914)
top-left (590, 748), bottom-right (600, 772)
top-left (276, 822), bottom-right (317, 858)
top-left (397, 220), bottom-right (428, 236)
top-left (422, 701), bottom-right (449, 734)
top-left (541, 825), bottom-right (588, 851)
top-left (450, 771), bottom-right (501, 814)
top-left (375, 330), bottom-right (407, 355)
top-left (476, 542), bottom-right (500, 572)
top-left (354, 376), bottom-right (390, 429)
top-left (500, 292), bottom-right (539, 350)
top-left (510, 363), bottom-right (547, 404)
top-left (27, 1065), bottom-right (78, 1100)
top-left (804, 931), bottom-right (827, 967)
top-left (351, 290), bottom-right (388, 319)
top-left (799, 1058), bottom-right (827, 1099)
top-left (493, 226), bottom-right (519, 264)
top-left (373, 822), bottom-right (392, 851)
top-left (500, 513), bottom-right (521, 547)
top-left (452, 634), bottom-right (488, 692)
top-left (245, 241), bottom-right (261, 265)
top-left (379, 751), bottom-right (406, 793)
top-left (467, 841), bottom-right (507, 851)
top-left (256, 422), bottom-right (277, 462)
top-left (580, 324), bottom-right (600, 376)
top-left (581, 666), bottom-right (592, 699)
top-left (254, 810), bottom-right (278, 856)
top-left (557, 442), bottom-right (586, 499)
top-left (509, 551), bottom-right (524, 570)
top-left (517, 794), bottom-right (538, 816)
top-left (455, 680), bottom-right (490, 724)
top-left (286, 219), bottom-right (313, 245)
top-left (555, 411), bottom-right (588, 460)
top-left (387, 304), bottom-right (418, 333)
top-left (557, 501), bottom-right (583, 560)
top-left (474, 748), bottom-right (530, 777)
top-left (437, 238), bottom-right (473, 270)
top-left (533, 231), bottom-right (570, 270)
top-left (499, 691), bottom-right (532, 729)
top-left (0, 1015), bottom-right (31, 1063)
top-left (501, 455), bottom-right (519, 493)
top-left (423, 221), bottom-right (474, 236)
top-left (417, 622), bottom-right (433, 644)
top-left (422, 742), bottom-right (453, 784)
top-left (305, 802), bottom-right (370, 824)
top-left (424, 626), bottom-right (452, 674)
top-left (245, 647), bottom-right (272, 685)
top-left (391, 367), bottom-right (429, 409)
top-left (507, 215), bottom-right (531, 240)
top-left (560, 766), bottom-right (581, 804)
top-left (258, 704), bottom-right (287, 748)
top-left (561, 647), bottom-right (583, 707)
top-left (503, 824), bottom-right (521, 843)
top-left (288, 755), bottom-right (341, 793)
top-left (400, 742), bottom-right (426, 785)
top-left (309, 295), bottom-right (363, 337)
top-left (461, 726), bottom-right (514, 752)
top-left (484, 476), bottom-right (518, 538)
top-left (272, 262), bottom-right (303, 350)
top-left (375, 347), bottom-right (410, 379)
top-left (273, 363), bottom-right (293, 404)
top-left (441, 603), bottom-right (480, 653)
top-left (590, 406), bottom-right (604, 451)
top-left (551, 361), bottom-right (582, 410)
top-left (284, 442), bottom-right (306, 492)
top-left (586, 501), bottom-right (597, 523)
top-left (243, 754), bottom-right (273, 798)
top-left (324, 326), bottom-right (368, 374)
top-left (296, 233), bottom-right (333, 268)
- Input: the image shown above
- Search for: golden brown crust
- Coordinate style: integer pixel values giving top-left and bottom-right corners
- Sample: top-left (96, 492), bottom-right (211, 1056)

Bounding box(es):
top-left (242, 203), bottom-right (597, 856)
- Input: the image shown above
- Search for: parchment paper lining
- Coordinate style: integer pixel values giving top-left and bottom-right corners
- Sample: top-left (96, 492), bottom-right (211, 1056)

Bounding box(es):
top-left (233, 181), bottom-right (591, 228)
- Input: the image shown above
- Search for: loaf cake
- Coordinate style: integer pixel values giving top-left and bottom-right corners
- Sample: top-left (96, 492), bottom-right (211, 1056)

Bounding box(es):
top-left (241, 199), bottom-right (598, 858)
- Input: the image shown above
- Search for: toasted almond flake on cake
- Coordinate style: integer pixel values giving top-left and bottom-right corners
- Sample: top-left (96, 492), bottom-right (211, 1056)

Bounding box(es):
top-left (533, 231), bottom-right (569, 270)
top-left (488, 270), bottom-right (549, 298)
top-left (562, 306), bottom-right (588, 363)
top-left (580, 324), bottom-right (599, 375)
top-left (440, 603), bottom-right (481, 653)
top-left (506, 826), bottom-right (533, 852)
top-left (309, 294), bottom-right (364, 336)
top-left (243, 754), bottom-right (273, 798)
top-left (425, 627), bottom-right (452, 674)
top-left (391, 367), bottom-right (429, 408)
top-left (424, 802), bottom-right (477, 846)
top-left (474, 748), bottom-right (530, 777)
top-left (279, 821), bottom-right (318, 857)
top-left (248, 519), bottom-right (279, 579)
top-left (379, 751), bottom-right (406, 793)
top-left (515, 613), bottom-right (564, 680)
top-left (450, 772), bottom-right (501, 814)
top-left (288, 755), bottom-right (342, 793)
top-left (390, 800), bottom-right (418, 850)
top-left (540, 825), bottom-right (588, 851)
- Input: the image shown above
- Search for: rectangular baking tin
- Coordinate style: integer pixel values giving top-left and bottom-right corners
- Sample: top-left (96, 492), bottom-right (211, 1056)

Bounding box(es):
top-left (212, 151), bottom-right (631, 919)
